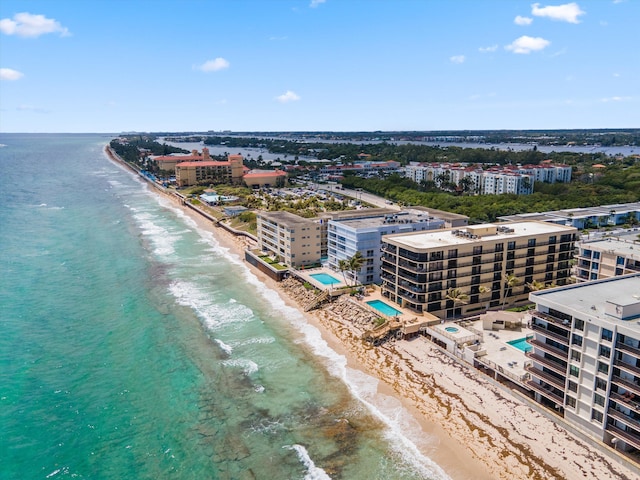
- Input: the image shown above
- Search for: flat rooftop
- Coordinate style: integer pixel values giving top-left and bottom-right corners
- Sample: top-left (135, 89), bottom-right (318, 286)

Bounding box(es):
top-left (530, 274), bottom-right (640, 328)
top-left (333, 209), bottom-right (443, 230)
top-left (385, 221), bottom-right (575, 250)
top-left (580, 237), bottom-right (640, 258)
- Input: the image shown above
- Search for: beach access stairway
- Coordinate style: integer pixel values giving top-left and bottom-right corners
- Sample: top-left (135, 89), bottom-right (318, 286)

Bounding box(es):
top-left (362, 319), bottom-right (404, 344)
top-left (303, 291), bottom-right (330, 312)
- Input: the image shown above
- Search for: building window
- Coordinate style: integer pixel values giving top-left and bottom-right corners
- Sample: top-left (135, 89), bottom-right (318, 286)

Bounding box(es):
top-left (599, 345), bottom-right (611, 359)
top-left (567, 381), bottom-right (578, 393)
top-left (597, 362), bottom-right (609, 375)
top-left (571, 334), bottom-right (583, 347)
top-left (528, 238), bottom-right (536, 247)
top-left (591, 410), bottom-right (603, 423)
top-left (601, 328), bottom-right (613, 342)
top-left (569, 365), bottom-right (580, 378)
top-left (566, 396), bottom-right (576, 408)
top-left (571, 350), bottom-right (581, 362)
top-left (448, 249), bottom-right (458, 258)
top-left (593, 393), bottom-right (605, 407)
top-left (508, 241), bottom-right (516, 250)
top-left (473, 246), bottom-right (482, 255)
top-left (595, 378), bottom-right (607, 391)
top-left (495, 243), bottom-right (504, 252)
top-left (574, 318), bottom-right (585, 331)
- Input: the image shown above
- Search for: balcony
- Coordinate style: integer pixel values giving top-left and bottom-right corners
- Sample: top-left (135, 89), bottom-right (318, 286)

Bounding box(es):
top-left (608, 408), bottom-right (640, 432)
top-left (526, 352), bottom-right (567, 376)
top-left (526, 380), bottom-right (564, 405)
top-left (615, 358), bottom-right (640, 377)
top-left (527, 366), bottom-right (566, 390)
top-left (617, 341), bottom-right (640, 359)
top-left (611, 375), bottom-right (640, 397)
top-left (529, 338), bottom-right (569, 360)
top-left (531, 310), bottom-right (572, 332)
top-left (606, 423), bottom-right (640, 451)
top-left (531, 323), bottom-right (570, 345)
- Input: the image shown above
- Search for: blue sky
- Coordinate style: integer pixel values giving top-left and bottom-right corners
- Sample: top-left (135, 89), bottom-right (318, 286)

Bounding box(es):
top-left (0, 0), bottom-right (638, 133)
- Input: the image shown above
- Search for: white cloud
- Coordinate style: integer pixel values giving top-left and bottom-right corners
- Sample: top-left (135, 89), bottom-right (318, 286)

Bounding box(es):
top-left (196, 57), bottom-right (230, 72)
top-left (478, 44), bottom-right (498, 53)
top-left (0, 67), bottom-right (24, 80)
top-left (613, 72), bottom-right (620, 77)
top-left (276, 90), bottom-right (300, 103)
top-left (531, 3), bottom-right (585, 24)
top-left (514, 15), bottom-right (533, 25)
top-left (0, 12), bottom-right (70, 38)
top-left (601, 96), bottom-right (632, 102)
top-left (310, 0), bottom-right (326, 7)
top-left (450, 55), bottom-right (465, 64)
top-left (505, 35), bottom-right (551, 54)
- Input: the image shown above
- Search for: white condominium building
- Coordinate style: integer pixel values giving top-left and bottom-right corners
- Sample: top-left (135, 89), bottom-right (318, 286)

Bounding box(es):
top-left (528, 274), bottom-right (640, 454)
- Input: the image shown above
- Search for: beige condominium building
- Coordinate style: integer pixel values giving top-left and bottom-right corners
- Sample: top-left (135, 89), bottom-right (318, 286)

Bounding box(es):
top-left (256, 211), bottom-right (321, 268)
top-left (528, 274), bottom-right (640, 455)
top-left (380, 221), bottom-right (578, 319)
top-left (575, 237), bottom-right (640, 282)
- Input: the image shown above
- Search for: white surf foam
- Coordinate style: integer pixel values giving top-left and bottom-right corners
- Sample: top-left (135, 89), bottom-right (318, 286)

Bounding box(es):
top-left (222, 358), bottom-right (259, 375)
top-left (169, 280), bottom-right (257, 331)
top-left (215, 338), bottom-right (233, 355)
top-left (283, 444), bottom-right (331, 480)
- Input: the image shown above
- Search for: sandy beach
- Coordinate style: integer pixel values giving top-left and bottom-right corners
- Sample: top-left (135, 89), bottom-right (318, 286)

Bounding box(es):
top-left (181, 205), bottom-right (638, 480)
top-left (106, 148), bottom-right (638, 480)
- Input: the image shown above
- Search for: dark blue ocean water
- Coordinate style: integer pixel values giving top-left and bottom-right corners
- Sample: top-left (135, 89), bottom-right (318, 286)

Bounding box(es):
top-left (0, 134), bottom-right (447, 480)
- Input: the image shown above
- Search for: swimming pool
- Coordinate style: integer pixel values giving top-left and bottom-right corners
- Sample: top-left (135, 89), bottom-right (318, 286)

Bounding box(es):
top-left (507, 337), bottom-right (532, 353)
top-left (445, 326), bottom-right (459, 333)
top-left (366, 299), bottom-right (402, 317)
top-left (309, 273), bottom-right (341, 285)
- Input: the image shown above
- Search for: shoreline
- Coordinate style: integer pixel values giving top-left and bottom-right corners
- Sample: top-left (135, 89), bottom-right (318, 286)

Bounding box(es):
top-left (105, 146), bottom-right (638, 480)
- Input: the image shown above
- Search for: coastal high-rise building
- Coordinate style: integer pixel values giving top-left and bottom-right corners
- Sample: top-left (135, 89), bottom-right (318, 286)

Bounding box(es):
top-left (326, 209), bottom-right (446, 285)
top-left (256, 211), bottom-right (321, 268)
top-left (527, 274), bottom-right (640, 454)
top-left (575, 238), bottom-right (640, 282)
top-left (380, 221), bottom-right (577, 319)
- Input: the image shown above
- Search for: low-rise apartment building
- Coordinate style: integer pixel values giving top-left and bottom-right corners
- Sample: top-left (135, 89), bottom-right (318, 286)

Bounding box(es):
top-left (575, 238), bottom-right (640, 281)
top-left (256, 211), bottom-right (321, 268)
top-left (380, 221), bottom-right (577, 319)
top-left (527, 274), bottom-right (640, 454)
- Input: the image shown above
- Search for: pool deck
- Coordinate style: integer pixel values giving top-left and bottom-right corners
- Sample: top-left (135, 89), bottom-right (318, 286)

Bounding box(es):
top-left (462, 315), bottom-right (534, 381)
top-left (296, 267), bottom-right (349, 290)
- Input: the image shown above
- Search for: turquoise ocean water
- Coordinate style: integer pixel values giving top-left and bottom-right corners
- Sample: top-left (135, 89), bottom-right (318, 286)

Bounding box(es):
top-left (0, 134), bottom-right (448, 480)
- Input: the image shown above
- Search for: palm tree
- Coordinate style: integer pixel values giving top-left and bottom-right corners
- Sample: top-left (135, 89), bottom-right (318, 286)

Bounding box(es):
top-left (502, 273), bottom-right (520, 307)
top-left (525, 279), bottom-right (545, 292)
top-left (446, 287), bottom-right (469, 306)
top-left (347, 251), bottom-right (364, 286)
top-left (338, 259), bottom-right (350, 285)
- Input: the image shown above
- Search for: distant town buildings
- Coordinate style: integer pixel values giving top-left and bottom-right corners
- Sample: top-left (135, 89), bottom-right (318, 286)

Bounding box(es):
top-left (152, 150), bottom-right (286, 188)
top-left (402, 162), bottom-right (572, 195)
top-left (498, 202), bottom-right (640, 229)
top-left (380, 221), bottom-right (578, 319)
top-left (528, 274), bottom-right (640, 454)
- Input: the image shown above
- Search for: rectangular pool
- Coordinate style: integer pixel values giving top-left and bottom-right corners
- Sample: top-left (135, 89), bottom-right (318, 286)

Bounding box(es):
top-left (507, 337), bottom-right (532, 353)
top-left (309, 273), bottom-right (341, 285)
top-left (366, 299), bottom-right (402, 317)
